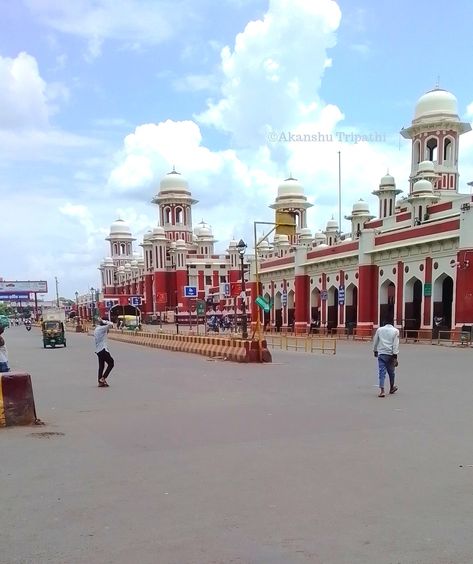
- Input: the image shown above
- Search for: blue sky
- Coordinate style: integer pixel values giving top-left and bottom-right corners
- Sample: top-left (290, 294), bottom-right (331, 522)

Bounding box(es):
top-left (1, 0), bottom-right (473, 299)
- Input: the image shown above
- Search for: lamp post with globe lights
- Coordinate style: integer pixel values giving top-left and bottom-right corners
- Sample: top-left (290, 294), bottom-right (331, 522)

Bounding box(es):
top-left (236, 239), bottom-right (248, 340)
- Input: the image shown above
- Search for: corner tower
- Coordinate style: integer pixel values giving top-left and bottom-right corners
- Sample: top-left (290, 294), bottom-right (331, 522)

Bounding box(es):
top-left (401, 88), bottom-right (471, 194)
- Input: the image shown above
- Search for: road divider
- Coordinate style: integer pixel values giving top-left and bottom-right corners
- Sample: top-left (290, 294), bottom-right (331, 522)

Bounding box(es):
top-left (104, 330), bottom-right (272, 363)
top-left (265, 334), bottom-right (337, 355)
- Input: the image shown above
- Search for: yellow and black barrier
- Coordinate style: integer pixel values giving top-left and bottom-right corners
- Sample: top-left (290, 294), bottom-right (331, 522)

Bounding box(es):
top-left (104, 330), bottom-right (272, 363)
top-left (0, 372), bottom-right (38, 427)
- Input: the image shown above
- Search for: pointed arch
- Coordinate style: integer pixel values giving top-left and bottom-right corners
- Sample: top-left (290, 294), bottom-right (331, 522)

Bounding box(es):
top-left (433, 273), bottom-right (453, 333)
top-left (404, 276), bottom-right (422, 330)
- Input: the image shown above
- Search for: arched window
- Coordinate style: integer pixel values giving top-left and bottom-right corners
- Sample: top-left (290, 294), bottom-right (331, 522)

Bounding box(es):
top-left (389, 199), bottom-right (393, 216)
top-left (383, 199), bottom-right (387, 217)
top-left (113, 243), bottom-right (118, 255)
top-left (443, 137), bottom-right (454, 164)
top-left (120, 243), bottom-right (126, 255)
top-left (164, 207), bottom-right (171, 224)
top-left (413, 140), bottom-right (421, 165)
top-left (176, 207), bottom-right (183, 224)
top-left (426, 137), bottom-right (438, 162)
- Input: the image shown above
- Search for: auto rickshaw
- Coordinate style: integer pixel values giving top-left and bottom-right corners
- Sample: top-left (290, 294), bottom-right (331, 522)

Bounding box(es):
top-left (116, 314), bottom-right (141, 331)
top-left (42, 320), bottom-right (66, 348)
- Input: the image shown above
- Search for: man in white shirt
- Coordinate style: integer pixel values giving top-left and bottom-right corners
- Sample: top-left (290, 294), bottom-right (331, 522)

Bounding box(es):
top-left (373, 319), bottom-right (400, 398)
top-left (94, 319), bottom-right (114, 387)
top-left (0, 326), bottom-right (10, 373)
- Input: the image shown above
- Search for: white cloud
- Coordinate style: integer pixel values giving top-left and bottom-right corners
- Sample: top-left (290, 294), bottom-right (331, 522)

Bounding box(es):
top-left (197, 0), bottom-right (342, 145)
top-left (25, 0), bottom-right (197, 59)
top-left (0, 52), bottom-right (50, 130)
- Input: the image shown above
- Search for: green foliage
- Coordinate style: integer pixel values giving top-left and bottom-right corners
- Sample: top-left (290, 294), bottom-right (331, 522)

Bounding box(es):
top-left (0, 303), bottom-right (12, 316)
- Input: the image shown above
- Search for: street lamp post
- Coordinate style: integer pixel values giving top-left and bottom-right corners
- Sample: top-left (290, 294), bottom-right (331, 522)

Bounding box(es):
top-left (90, 287), bottom-right (95, 325)
top-left (236, 239), bottom-right (248, 340)
top-left (75, 291), bottom-right (79, 324)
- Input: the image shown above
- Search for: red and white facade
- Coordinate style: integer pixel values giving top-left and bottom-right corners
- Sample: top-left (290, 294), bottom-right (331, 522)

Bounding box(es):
top-left (97, 87), bottom-right (473, 335)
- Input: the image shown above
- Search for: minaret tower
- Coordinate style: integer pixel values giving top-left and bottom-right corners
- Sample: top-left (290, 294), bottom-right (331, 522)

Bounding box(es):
top-left (400, 87), bottom-right (471, 194)
top-left (106, 219), bottom-right (136, 270)
top-left (152, 169), bottom-right (198, 245)
top-left (269, 176), bottom-right (313, 245)
top-left (372, 173), bottom-right (402, 219)
top-left (344, 200), bottom-right (375, 239)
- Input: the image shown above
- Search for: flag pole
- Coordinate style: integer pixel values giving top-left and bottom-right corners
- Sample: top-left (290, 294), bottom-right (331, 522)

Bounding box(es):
top-left (338, 150), bottom-right (342, 237)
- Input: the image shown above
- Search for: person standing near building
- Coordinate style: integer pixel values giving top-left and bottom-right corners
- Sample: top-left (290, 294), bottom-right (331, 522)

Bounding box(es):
top-left (94, 319), bottom-right (115, 387)
top-left (0, 326), bottom-right (10, 373)
top-left (373, 319), bottom-right (399, 398)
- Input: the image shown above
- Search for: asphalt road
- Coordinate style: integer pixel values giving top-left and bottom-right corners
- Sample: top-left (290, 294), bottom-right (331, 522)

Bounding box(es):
top-left (1, 326), bottom-right (473, 564)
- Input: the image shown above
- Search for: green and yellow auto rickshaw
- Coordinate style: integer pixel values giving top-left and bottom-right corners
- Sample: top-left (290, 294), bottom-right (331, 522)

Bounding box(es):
top-left (42, 320), bottom-right (66, 348)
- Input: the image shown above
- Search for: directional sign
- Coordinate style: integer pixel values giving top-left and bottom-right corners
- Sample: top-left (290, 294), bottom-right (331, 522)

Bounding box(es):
top-left (320, 290), bottom-right (328, 301)
top-left (184, 286), bottom-right (197, 297)
top-left (424, 283), bottom-right (432, 297)
top-left (130, 296), bottom-right (142, 306)
top-left (255, 295), bottom-right (271, 313)
top-left (105, 300), bottom-right (114, 309)
top-left (282, 290), bottom-right (288, 307)
top-left (338, 286), bottom-right (345, 305)
top-left (196, 300), bottom-right (206, 315)
top-left (0, 293), bottom-right (30, 301)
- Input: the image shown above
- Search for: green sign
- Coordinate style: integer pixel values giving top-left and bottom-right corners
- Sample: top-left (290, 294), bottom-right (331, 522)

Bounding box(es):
top-left (424, 283), bottom-right (432, 297)
top-left (196, 300), bottom-right (206, 315)
top-left (255, 295), bottom-right (272, 313)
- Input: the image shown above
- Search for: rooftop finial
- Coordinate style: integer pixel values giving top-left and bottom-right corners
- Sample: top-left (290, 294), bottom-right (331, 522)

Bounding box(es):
top-left (435, 75), bottom-right (440, 89)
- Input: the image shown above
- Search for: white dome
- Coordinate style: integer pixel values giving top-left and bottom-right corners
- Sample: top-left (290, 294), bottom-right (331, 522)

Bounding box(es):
top-left (159, 170), bottom-right (190, 194)
top-left (380, 173), bottom-right (395, 187)
top-left (412, 179), bottom-right (433, 194)
top-left (317, 243), bottom-right (329, 248)
top-left (314, 231), bottom-right (326, 241)
top-left (176, 238), bottom-right (186, 247)
top-left (417, 160), bottom-right (435, 173)
top-left (278, 234), bottom-right (290, 243)
top-left (104, 257), bottom-right (114, 266)
top-left (228, 239), bottom-right (238, 248)
top-left (109, 218), bottom-right (131, 236)
top-left (326, 219), bottom-right (338, 230)
top-left (414, 88), bottom-right (458, 121)
top-left (277, 177), bottom-right (304, 197)
top-left (194, 220), bottom-right (213, 238)
top-left (352, 199), bottom-right (370, 214)
top-left (299, 227), bottom-right (312, 237)
top-left (258, 240), bottom-right (270, 248)
top-left (152, 226), bottom-right (165, 236)
top-left (118, 265), bottom-right (125, 272)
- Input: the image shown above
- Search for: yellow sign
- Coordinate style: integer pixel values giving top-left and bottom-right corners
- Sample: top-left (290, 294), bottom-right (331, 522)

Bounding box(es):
top-left (275, 210), bottom-right (296, 237)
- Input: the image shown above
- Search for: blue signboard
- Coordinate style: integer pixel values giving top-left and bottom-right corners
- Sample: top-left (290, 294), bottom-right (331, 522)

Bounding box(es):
top-left (105, 300), bottom-right (115, 309)
top-left (0, 292), bottom-right (30, 301)
top-left (338, 286), bottom-right (345, 305)
top-left (282, 290), bottom-right (287, 306)
top-left (184, 286), bottom-right (197, 297)
top-left (130, 296), bottom-right (142, 306)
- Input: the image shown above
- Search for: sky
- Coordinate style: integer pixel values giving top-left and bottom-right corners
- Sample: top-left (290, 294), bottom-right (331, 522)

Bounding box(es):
top-left (1, 0), bottom-right (473, 299)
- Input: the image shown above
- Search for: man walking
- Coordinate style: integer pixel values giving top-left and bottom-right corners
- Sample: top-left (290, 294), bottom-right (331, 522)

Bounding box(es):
top-left (0, 326), bottom-right (10, 373)
top-left (94, 319), bottom-right (114, 387)
top-left (373, 319), bottom-right (399, 398)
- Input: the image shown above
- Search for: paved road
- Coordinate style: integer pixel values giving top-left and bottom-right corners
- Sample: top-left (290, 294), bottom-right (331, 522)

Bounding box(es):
top-left (1, 326), bottom-right (473, 564)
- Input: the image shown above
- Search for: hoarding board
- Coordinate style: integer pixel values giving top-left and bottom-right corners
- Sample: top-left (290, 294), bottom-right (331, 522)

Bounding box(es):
top-left (0, 281), bottom-right (48, 293)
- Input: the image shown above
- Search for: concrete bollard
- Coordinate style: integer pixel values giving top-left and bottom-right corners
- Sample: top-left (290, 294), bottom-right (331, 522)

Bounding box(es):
top-left (0, 372), bottom-right (38, 427)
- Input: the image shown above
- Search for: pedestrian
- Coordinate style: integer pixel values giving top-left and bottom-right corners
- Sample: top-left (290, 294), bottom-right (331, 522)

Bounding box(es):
top-left (0, 326), bottom-right (10, 373)
top-left (373, 319), bottom-right (399, 398)
top-left (94, 318), bottom-right (114, 387)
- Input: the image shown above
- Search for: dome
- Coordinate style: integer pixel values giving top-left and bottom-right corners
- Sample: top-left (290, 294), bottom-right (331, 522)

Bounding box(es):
top-left (380, 173), bottom-right (395, 187)
top-left (352, 199), bottom-right (370, 214)
top-left (299, 227), bottom-right (312, 237)
top-left (317, 243), bottom-right (329, 248)
top-left (118, 265), bottom-right (125, 272)
top-left (277, 177), bottom-right (304, 197)
top-left (104, 257), bottom-right (114, 266)
top-left (152, 226), bottom-right (165, 236)
top-left (176, 238), bottom-right (186, 247)
top-left (412, 179), bottom-right (433, 194)
top-left (417, 160), bottom-right (435, 173)
top-left (314, 231), bottom-right (326, 242)
top-left (258, 240), bottom-right (270, 248)
top-left (194, 220), bottom-right (213, 238)
top-left (158, 169), bottom-right (190, 194)
top-left (109, 218), bottom-right (131, 236)
top-left (414, 88), bottom-right (458, 121)
top-left (326, 219), bottom-right (338, 230)
top-left (228, 239), bottom-right (238, 248)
